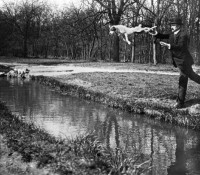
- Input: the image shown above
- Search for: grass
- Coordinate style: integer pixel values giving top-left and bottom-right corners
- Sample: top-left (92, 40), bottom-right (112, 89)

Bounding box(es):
top-left (57, 72), bottom-right (178, 99)
top-left (0, 56), bottom-right (89, 65)
top-left (56, 69), bottom-right (200, 102)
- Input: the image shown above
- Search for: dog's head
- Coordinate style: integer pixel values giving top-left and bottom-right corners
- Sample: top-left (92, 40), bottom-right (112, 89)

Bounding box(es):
top-left (109, 25), bottom-right (117, 35)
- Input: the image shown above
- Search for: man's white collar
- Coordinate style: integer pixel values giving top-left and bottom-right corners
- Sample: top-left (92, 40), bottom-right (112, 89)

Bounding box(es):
top-left (174, 29), bottom-right (180, 35)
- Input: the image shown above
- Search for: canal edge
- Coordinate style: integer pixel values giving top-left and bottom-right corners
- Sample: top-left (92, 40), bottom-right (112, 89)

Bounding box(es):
top-left (31, 75), bottom-right (200, 130)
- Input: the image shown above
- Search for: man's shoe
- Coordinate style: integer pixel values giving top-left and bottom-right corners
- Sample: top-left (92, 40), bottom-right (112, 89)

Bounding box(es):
top-left (174, 103), bottom-right (185, 109)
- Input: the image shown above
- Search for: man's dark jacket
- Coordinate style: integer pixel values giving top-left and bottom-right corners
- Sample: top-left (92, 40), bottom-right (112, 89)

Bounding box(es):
top-left (155, 29), bottom-right (194, 68)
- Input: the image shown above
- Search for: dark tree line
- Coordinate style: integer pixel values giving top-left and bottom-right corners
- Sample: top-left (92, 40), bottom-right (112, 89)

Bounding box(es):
top-left (0, 0), bottom-right (200, 64)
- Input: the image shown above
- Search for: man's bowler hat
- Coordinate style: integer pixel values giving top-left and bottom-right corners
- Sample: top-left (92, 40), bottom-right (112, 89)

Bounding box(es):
top-left (170, 17), bottom-right (183, 25)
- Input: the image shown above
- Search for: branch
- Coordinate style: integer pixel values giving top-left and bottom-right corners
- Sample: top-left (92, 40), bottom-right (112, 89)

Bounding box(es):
top-left (137, 1), bottom-right (156, 17)
top-left (94, 0), bottom-right (109, 9)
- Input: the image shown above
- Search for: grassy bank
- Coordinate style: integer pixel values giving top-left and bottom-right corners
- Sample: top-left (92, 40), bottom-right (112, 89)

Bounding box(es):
top-left (0, 102), bottom-right (151, 175)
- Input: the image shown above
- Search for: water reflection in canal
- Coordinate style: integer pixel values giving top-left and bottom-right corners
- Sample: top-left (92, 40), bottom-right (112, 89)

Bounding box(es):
top-left (0, 77), bottom-right (200, 175)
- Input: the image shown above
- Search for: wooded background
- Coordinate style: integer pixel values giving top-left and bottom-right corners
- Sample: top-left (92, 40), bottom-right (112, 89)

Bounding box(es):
top-left (0, 0), bottom-right (200, 64)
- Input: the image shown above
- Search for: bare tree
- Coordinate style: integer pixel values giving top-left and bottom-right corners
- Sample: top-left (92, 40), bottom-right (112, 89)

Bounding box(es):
top-left (2, 0), bottom-right (47, 57)
top-left (93, 0), bottom-right (137, 62)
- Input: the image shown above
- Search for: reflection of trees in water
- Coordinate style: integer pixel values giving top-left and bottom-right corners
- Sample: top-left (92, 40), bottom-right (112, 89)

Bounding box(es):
top-left (102, 112), bottom-right (120, 149)
top-left (167, 129), bottom-right (187, 175)
top-left (167, 128), bottom-right (200, 175)
top-left (0, 79), bottom-right (40, 119)
top-left (149, 128), bottom-right (154, 175)
top-left (95, 111), bottom-right (200, 175)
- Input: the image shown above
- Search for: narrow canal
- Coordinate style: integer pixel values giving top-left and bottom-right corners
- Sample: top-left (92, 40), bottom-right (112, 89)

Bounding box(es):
top-left (0, 77), bottom-right (200, 175)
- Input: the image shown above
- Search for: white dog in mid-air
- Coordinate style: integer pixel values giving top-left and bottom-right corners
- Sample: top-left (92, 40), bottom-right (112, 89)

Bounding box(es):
top-left (109, 24), bottom-right (157, 45)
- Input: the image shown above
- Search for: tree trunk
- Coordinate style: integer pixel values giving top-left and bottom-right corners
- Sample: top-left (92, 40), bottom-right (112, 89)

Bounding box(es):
top-left (112, 33), bottom-right (120, 62)
top-left (23, 37), bottom-right (28, 58)
top-left (197, 1), bottom-right (200, 64)
top-left (152, 0), bottom-right (160, 65)
top-left (123, 43), bottom-right (127, 62)
top-left (131, 33), bottom-right (135, 63)
top-left (152, 40), bottom-right (157, 65)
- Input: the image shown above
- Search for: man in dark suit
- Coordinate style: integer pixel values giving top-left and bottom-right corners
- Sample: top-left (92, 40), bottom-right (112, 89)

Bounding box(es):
top-left (150, 17), bottom-right (200, 109)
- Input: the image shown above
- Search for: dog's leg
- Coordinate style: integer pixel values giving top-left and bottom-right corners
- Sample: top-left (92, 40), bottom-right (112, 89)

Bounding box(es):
top-left (118, 33), bottom-right (130, 45)
top-left (124, 33), bottom-right (131, 45)
top-left (121, 35), bottom-right (127, 43)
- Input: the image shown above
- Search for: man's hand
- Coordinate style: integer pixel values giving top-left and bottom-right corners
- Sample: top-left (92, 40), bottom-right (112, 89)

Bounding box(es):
top-left (160, 41), bottom-right (171, 49)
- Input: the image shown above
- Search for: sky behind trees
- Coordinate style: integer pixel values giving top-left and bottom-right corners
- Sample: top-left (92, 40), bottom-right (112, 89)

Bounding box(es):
top-left (0, 0), bottom-right (81, 8)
